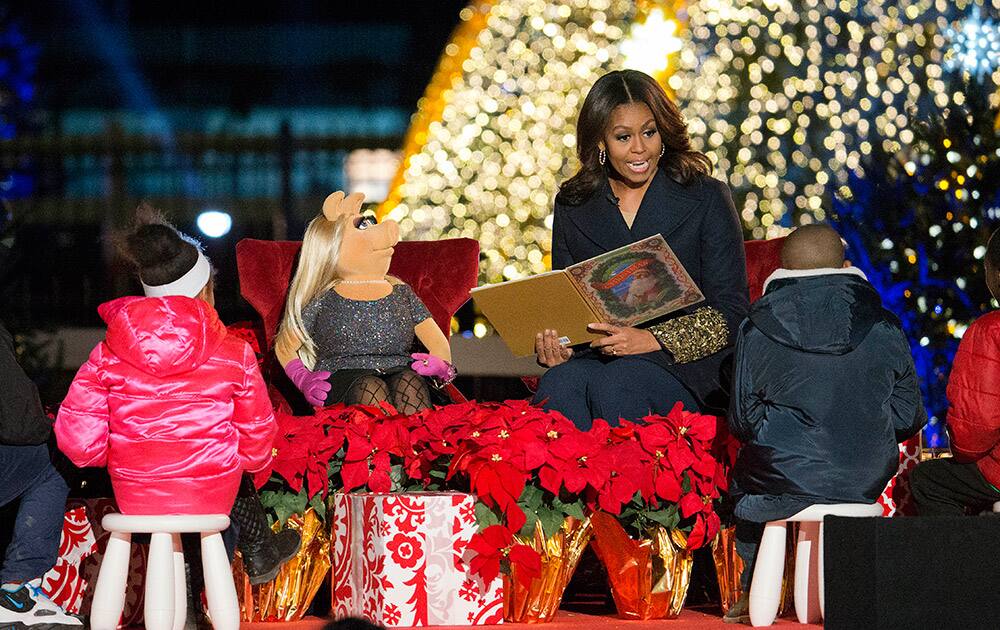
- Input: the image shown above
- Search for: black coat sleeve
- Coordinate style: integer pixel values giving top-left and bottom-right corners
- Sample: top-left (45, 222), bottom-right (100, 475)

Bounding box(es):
top-left (727, 322), bottom-right (767, 442)
top-left (887, 327), bottom-right (927, 442)
top-left (700, 179), bottom-right (750, 346)
top-left (0, 324), bottom-right (53, 445)
top-left (648, 179), bottom-right (750, 364)
top-left (551, 202), bottom-right (572, 271)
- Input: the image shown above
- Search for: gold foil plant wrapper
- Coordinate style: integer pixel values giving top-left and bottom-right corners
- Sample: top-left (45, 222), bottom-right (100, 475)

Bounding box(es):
top-left (504, 515), bottom-right (593, 623)
top-left (589, 511), bottom-right (693, 620)
top-left (232, 508), bottom-right (331, 622)
top-left (711, 524), bottom-right (796, 617)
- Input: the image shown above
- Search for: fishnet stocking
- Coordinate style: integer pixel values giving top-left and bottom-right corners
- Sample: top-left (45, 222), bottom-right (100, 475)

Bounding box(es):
top-left (343, 375), bottom-right (391, 407)
top-left (386, 368), bottom-right (432, 415)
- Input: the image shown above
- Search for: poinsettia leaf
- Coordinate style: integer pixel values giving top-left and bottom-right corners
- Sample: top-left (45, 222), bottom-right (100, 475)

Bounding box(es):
top-left (552, 496), bottom-right (585, 521)
top-left (518, 511), bottom-right (540, 539)
top-left (620, 505), bottom-right (640, 520)
top-left (518, 483), bottom-right (544, 507)
top-left (260, 488), bottom-right (308, 526)
top-left (644, 506), bottom-right (679, 531)
top-left (389, 463), bottom-right (404, 492)
top-left (475, 501), bottom-right (501, 529)
top-left (535, 502), bottom-right (566, 540)
top-left (308, 492), bottom-right (327, 522)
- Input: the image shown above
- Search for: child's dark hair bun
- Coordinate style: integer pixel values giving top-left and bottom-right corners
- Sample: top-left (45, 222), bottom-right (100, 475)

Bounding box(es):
top-left (116, 203), bottom-right (199, 286)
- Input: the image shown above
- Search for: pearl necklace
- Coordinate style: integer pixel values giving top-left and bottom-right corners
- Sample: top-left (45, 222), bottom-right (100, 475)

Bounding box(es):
top-left (338, 278), bottom-right (390, 285)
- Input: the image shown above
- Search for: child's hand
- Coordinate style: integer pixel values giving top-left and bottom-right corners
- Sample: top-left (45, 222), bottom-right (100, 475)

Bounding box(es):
top-left (283, 359), bottom-right (332, 406)
top-left (410, 353), bottom-right (457, 384)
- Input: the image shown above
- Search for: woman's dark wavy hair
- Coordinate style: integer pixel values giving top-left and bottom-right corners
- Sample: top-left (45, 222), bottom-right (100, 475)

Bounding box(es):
top-left (556, 70), bottom-right (711, 206)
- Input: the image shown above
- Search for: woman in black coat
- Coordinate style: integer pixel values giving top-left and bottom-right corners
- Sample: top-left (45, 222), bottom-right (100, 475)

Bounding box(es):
top-left (533, 70), bottom-right (749, 428)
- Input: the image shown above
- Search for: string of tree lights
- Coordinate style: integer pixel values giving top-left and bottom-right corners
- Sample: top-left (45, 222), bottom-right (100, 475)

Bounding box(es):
top-left (670, 0), bottom-right (1000, 239)
top-left (377, 0), bottom-right (681, 283)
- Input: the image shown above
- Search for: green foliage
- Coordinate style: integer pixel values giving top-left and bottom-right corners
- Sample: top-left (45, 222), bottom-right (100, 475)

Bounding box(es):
top-left (260, 487), bottom-right (308, 526)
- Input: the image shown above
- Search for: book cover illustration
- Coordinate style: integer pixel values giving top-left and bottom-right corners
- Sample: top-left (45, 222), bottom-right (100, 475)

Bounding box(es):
top-left (567, 235), bottom-right (704, 326)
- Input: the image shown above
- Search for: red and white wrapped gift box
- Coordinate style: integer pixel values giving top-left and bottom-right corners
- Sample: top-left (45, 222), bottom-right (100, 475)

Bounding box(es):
top-left (878, 435), bottom-right (923, 516)
top-left (40, 505), bottom-right (97, 614)
top-left (331, 492), bottom-right (503, 627)
top-left (40, 498), bottom-right (148, 626)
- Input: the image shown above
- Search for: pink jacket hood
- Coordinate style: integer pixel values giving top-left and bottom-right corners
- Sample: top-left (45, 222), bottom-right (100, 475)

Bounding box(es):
top-left (99, 295), bottom-right (226, 378)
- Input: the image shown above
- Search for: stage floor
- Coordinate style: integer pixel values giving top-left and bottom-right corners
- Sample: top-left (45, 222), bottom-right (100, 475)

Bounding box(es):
top-left (240, 608), bottom-right (822, 629)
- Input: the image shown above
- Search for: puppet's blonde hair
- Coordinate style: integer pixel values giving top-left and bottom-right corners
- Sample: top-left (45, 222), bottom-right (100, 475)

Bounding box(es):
top-left (275, 213), bottom-right (350, 368)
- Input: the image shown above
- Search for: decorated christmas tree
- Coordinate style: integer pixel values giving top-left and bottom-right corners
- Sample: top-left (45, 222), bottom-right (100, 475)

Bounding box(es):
top-left (830, 65), bottom-right (1000, 446)
top-left (378, 0), bottom-right (681, 283)
top-left (670, 0), bottom-right (977, 238)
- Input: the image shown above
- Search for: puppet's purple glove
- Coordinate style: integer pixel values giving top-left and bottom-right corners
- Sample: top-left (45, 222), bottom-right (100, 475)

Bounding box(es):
top-left (284, 359), bottom-right (332, 406)
top-left (410, 353), bottom-right (457, 384)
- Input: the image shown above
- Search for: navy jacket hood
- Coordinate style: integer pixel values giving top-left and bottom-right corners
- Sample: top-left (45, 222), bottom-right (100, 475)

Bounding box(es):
top-left (749, 272), bottom-right (890, 355)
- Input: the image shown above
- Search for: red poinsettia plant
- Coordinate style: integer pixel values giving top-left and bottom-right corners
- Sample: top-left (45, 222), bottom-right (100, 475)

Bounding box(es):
top-left (587, 403), bottom-right (728, 549)
top-left (258, 395), bottom-right (727, 583)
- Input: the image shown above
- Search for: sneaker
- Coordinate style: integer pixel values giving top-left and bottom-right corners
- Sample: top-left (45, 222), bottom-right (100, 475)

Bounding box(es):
top-left (722, 592), bottom-right (750, 625)
top-left (0, 579), bottom-right (83, 629)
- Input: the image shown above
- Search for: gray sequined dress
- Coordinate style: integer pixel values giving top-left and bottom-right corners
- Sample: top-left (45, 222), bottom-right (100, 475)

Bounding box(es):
top-left (301, 283), bottom-right (432, 374)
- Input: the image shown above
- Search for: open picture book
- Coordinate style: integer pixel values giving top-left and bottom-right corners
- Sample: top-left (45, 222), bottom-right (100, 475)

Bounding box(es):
top-left (471, 234), bottom-right (705, 356)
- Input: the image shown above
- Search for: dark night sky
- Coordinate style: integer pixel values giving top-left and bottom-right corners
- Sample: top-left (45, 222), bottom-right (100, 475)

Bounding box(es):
top-left (14, 0), bottom-right (471, 112)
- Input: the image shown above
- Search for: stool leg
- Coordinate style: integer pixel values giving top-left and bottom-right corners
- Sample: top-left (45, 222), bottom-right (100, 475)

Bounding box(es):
top-left (818, 521), bottom-right (826, 619)
top-left (145, 532), bottom-right (176, 630)
top-left (202, 531), bottom-right (240, 630)
top-left (90, 531), bottom-right (132, 630)
top-left (794, 522), bottom-right (822, 624)
top-left (749, 520), bottom-right (786, 627)
top-left (172, 534), bottom-right (187, 630)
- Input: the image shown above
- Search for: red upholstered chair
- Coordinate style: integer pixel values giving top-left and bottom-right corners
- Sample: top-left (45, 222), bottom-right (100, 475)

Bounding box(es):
top-left (744, 237), bottom-right (784, 303)
top-left (235, 237), bottom-right (480, 405)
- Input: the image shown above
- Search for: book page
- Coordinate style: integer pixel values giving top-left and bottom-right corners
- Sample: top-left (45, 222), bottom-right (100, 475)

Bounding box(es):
top-left (565, 235), bottom-right (704, 327)
top-left (471, 272), bottom-right (603, 357)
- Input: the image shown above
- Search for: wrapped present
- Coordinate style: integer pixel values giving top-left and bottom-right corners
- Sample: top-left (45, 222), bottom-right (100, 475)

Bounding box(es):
top-left (40, 506), bottom-right (97, 614)
top-left (331, 492), bottom-right (503, 627)
top-left (41, 498), bottom-right (148, 626)
top-left (878, 436), bottom-right (922, 516)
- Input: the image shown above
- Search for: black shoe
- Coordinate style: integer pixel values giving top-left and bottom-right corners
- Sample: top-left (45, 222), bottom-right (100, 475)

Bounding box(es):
top-left (722, 592), bottom-right (750, 625)
top-left (243, 528), bottom-right (302, 585)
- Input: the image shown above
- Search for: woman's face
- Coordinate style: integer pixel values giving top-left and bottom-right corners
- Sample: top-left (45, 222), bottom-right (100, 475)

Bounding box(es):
top-left (600, 102), bottom-right (661, 188)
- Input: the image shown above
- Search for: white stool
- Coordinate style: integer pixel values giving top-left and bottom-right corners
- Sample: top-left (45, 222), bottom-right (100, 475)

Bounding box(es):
top-left (748, 503), bottom-right (884, 627)
top-left (89, 514), bottom-right (238, 630)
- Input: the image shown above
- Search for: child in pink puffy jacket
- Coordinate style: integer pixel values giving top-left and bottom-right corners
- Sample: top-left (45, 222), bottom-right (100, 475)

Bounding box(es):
top-left (55, 207), bottom-right (297, 585)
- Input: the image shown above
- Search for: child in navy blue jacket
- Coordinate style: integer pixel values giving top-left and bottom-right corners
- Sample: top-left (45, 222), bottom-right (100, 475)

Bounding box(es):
top-left (723, 224), bottom-right (926, 624)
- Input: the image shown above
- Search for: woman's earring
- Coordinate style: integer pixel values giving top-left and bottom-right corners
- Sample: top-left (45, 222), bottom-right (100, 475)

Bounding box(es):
top-left (659, 145), bottom-right (665, 158)
top-left (598, 148), bottom-right (606, 165)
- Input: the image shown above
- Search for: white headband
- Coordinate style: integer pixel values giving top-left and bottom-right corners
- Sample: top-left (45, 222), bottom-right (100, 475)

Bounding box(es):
top-left (141, 249), bottom-right (212, 298)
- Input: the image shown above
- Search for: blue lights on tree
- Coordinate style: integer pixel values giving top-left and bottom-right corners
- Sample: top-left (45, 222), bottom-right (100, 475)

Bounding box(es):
top-left (830, 74), bottom-right (1000, 448)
